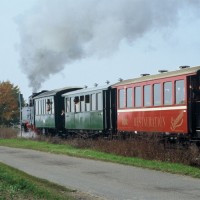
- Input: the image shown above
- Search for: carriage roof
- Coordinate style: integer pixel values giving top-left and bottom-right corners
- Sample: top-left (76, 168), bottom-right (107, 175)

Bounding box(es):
top-left (62, 84), bottom-right (112, 97)
top-left (112, 65), bottom-right (200, 87)
top-left (33, 87), bottom-right (81, 99)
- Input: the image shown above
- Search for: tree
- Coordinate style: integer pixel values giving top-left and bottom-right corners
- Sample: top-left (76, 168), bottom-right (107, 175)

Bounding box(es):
top-left (0, 81), bottom-right (23, 125)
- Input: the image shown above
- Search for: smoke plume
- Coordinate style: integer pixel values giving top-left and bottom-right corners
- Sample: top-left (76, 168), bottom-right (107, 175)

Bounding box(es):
top-left (16, 0), bottom-right (199, 91)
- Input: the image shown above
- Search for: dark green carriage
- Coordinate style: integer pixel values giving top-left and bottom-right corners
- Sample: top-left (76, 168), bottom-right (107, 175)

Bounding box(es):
top-left (62, 85), bottom-right (117, 137)
top-left (33, 87), bottom-right (81, 135)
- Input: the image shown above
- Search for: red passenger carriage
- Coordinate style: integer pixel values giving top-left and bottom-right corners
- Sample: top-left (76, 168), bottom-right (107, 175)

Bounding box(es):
top-left (112, 66), bottom-right (200, 141)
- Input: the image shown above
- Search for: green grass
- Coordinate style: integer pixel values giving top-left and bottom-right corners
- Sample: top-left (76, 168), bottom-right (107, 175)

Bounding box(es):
top-left (1, 138), bottom-right (200, 179)
top-left (0, 162), bottom-right (76, 200)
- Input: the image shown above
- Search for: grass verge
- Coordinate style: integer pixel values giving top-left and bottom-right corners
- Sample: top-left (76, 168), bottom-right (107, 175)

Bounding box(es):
top-left (0, 162), bottom-right (76, 200)
top-left (0, 138), bottom-right (200, 178)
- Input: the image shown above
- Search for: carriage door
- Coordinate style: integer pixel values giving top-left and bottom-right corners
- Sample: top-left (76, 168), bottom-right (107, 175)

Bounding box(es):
top-left (193, 74), bottom-right (200, 138)
top-left (194, 88), bottom-right (200, 137)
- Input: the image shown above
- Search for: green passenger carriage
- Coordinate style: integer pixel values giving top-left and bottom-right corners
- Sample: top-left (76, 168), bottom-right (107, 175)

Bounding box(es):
top-left (62, 85), bottom-right (117, 138)
top-left (33, 87), bottom-right (81, 135)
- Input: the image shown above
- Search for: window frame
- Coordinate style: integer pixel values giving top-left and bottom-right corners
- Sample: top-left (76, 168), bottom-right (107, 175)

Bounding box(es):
top-left (153, 83), bottom-right (161, 106)
top-left (119, 89), bottom-right (125, 109)
top-left (126, 87), bottom-right (133, 108)
top-left (175, 79), bottom-right (185, 105)
top-left (164, 81), bottom-right (173, 105)
top-left (134, 86), bottom-right (142, 107)
top-left (144, 85), bottom-right (151, 107)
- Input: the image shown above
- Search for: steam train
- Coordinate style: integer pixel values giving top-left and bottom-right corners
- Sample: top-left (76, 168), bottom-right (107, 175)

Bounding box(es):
top-left (22, 65), bottom-right (200, 142)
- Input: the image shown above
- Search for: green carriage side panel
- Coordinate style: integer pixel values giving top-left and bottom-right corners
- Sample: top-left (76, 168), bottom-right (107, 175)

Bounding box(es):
top-left (66, 112), bottom-right (91, 129)
top-left (65, 111), bottom-right (103, 130)
top-left (90, 111), bottom-right (103, 130)
top-left (65, 112), bottom-right (75, 129)
top-left (35, 115), bottom-right (55, 128)
top-left (74, 112), bottom-right (90, 129)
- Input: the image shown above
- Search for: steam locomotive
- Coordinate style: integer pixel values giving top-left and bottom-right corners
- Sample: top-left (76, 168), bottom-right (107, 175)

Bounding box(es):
top-left (22, 65), bottom-right (200, 142)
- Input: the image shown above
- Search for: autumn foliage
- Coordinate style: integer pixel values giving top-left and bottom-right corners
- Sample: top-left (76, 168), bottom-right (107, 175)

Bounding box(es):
top-left (0, 81), bottom-right (21, 125)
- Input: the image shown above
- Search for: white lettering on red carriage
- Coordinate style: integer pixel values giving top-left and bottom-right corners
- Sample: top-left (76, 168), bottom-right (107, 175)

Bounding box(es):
top-left (133, 117), bottom-right (165, 128)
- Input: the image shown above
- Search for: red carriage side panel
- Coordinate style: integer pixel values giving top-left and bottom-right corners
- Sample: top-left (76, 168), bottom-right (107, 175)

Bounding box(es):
top-left (117, 107), bottom-right (188, 133)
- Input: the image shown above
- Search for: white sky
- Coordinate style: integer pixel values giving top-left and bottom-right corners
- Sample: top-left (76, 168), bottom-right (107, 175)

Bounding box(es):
top-left (0, 0), bottom-right (200, 101)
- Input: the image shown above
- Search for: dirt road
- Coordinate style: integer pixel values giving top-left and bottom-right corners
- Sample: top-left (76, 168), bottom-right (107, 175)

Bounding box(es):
top-left (0, 146), bottom-right (200, 200)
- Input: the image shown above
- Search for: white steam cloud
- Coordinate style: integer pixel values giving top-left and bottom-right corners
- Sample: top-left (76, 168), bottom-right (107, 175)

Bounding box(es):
top-left (16, 0), bottom-right (199, 91)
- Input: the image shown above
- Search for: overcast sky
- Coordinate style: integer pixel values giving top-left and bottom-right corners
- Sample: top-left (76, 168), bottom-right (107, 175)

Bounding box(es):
top-left (1, 0), bottom-right (200, 100)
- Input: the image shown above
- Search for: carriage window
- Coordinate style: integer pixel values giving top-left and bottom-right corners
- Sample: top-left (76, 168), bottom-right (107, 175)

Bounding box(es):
top-left (35, 100), bottom-right (38, 115)
top-left (80, 96), bottom-right (85, 112)
top-left (41, 100), bottom-right (44, 114)
top-left (92, 94), bottom-right (96, 111)
top-left (43, 99), bottom-right (46, 114)
top-left (39, 100), bottom-right (41, 115)
top-left (51, 98), bottom-right (54, 114)
top-left (45, 98), bottom-right (53, 114)
top-left (126, 88), bottom-right (133, 108)
top-left (40, 100), bottom-right (42, 114)
top-left (44, 99), bottom-right (47, 114)
top-left (39, 99), bottom-right (42, 115)
top-left (164, 82), bottom-right (172, 105)
top-left (41, 100), bottom-right (42, 114)
top-left (97, 93), bottom-right (102, 110)
top-left (36, 100), bottom-right (39, 115)
top-left (41, 99), bottom-right (43, 114)
top-left (153, 83), bottom-right (161, 106)
top-left (46, 98), bottom-right (51, 113)
top-left (74, 96), bottom-right (80, 112)
top-left (135, 86), bottom-right (142, 107)
top-left (119, 89), bottom-right (125, 108)
top-left (41, 99), bottom-right (44, 115)
top-left (70, 97), bottom-right (75, 112)
top-left (85, 95), bottom-right (90, 111)
top-left (175, 80), bottom-right (185, 104)
top-left (144, 85), bottom-right (151, 107)
top-left (66, 98), bottom-right (70, 112)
